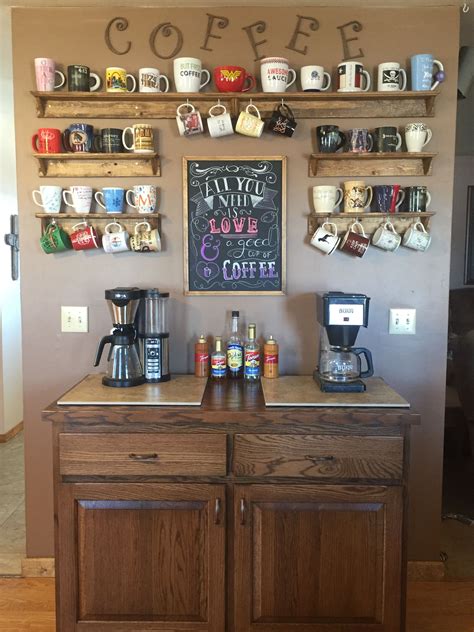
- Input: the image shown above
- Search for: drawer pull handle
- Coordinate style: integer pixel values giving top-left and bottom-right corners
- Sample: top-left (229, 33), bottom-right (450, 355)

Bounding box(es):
top-left (240, 499), bottom-right (246, 525)
top-left (305, 455), bottom-right (335, 464)
top-left (214, 498), bottom-right (222, 524)
top-left (128, 452), bottom-right (158, 462)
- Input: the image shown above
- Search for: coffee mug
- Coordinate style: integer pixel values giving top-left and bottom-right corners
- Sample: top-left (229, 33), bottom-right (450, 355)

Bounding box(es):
top-left (372, 221), bottom-right (401, 252)
top-left (373, 185), bottom-right (405, 213)
top-left (313, 185), bottom-right (343, 214)
top-left (122, 124), bottom-right (154, 153)
top-left (343, 181), bottom-right (373, 212)
top-left (95, 187), bottom-right (125, 213)
top-left (62, 123), bottom-right (95, 153)
top-left (106, 67), bottom-right (137, 93)
top-left (32, 185), bottom-right (62, 213)
top-left (130, 222), bottom-right (161, 252)
top-left (377, 62), bottom-right (407, 92)
top-left (70, 222), bottom-right (100, 251)
top-left (337, 61), bottom-right (371, 92)
top-left (268, 103), bottom-right (297, 137)
top-left (402, 221), bottom-right (431, 251)
top-left (176, 103), bottom-right (204, 137)
top-left (411, 54), bottom-right (444, 91)
top-left (40, 221), bottom-right (71, 254)
top-left (62, 186), bottom-right (93, 214)
top-left (346, 128), bottom-right (373, 153)
top-left (260, 57), bottom-right (296, 93)
top-left (373, 127), bottom-right (402, 153)
top-left (32, 128), bottom-right (62, 153)
top-left (34, 58), bottom-right (66, 92)
top-left (126, 185), bottom-right (157, 214)
top-left (139, 67), bottom-right (170, 93)
top-left (96, 128), bottom-right (124, 153)
top-left (207, 104), bottom-right (234, 138)
top-left (405, 123), bottom-right (433, 152)
top-left (316, 125), bottom-right (346, 153)
top-left (102, 222), bottom-right (129, 253)
top-left (300, 65), bottom-right (331, 92)
top-left (340, 222), bottom-right (370, 258)
top-left (213, 65), bottom-right (256, 92)
top-left (405, 186), bottom-right (431, 212)
top-left (235, 104), bottom-right (264, 138)
top-left (67, 65), bottom-right (101, 92)
top-left (173, 57), bottom-right (211, 92)
top-left (310, 222), bottom-right (340, 255)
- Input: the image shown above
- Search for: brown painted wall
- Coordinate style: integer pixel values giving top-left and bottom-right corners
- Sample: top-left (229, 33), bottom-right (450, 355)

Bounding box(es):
top-left (13, 6), bottom-right (459, 559)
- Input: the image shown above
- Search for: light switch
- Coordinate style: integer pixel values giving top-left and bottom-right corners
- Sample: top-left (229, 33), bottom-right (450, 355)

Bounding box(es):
top-left (61, 306), bottom-right (88, 333)
top-left (389, 308), bottom-right (416, 335)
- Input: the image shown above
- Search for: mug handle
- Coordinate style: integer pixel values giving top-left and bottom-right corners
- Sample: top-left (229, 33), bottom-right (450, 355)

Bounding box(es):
top-left (135, 221), bottom-right (151, 234)
top-left (333, 187), bottom-right (344, 210)
top-left (31, 134), bottom-right (39, 152)
top-left (177, 103), bottom-right (195, 117)
top-left (208, 103), bottom-right (226, 117)
top-left (71, 221), bottom-right (88, 231)
top-left (425, 192), bottom-right (432, 209)
top-left (62, 129), bottom-right (72, 152)
top-left (159, 75), bottom-right (170, 93)
top-left (367, 132), bottom-right (374, 152)
top-left (395, 189), bottom-right (405, 209)
top-left (286, 69), bottom-right (297, 89)
top-left (54, 70), bottom-right (66, 89)
top-left (92, 134), bottom-right (102, 152)
top-left (336, 131), bottom-right (346, 151)
top-left (431, 60), bottom-right (444, 90)
top-left (126, 74), bottom-right (137, 93)
top-left (321, 72), bottom-right (332, 91)
top-left (62, 190), bottom-right (74, 207)
top-left (399, 68), bottom-right (407, 91)
top-left (361, 70), bottom-right (371, 92)
top-left (105, 221), bottom-right (122, 234)
top-left (415, 220), bottom-right (428, 232)
top-left (351, 221), bottom-right (366, 237)
top-left (89, 72), bottom-right (102, 92)
top-left (246, 103), bottom-right (261, 119)
top-left (95, 191), bottom-right (106, 209)
top-left (32, 190), bottom-right (44, 207)
top-left (322, 221), bottom-right (338, 235)
top-left (126, 189), bottom-right (138, 208)
top-left (395, 133), bottom-right (402, 150)
top-left (423, 128), bottom-right (433, 147)
top-left (122, 127), bottom-right (134, 151)
top-left (200, 69), bottom-right (211, 89)
top-left (242, 73), bottom-right (257, 92)
top-left (364, 186), bottom-right (373, 209)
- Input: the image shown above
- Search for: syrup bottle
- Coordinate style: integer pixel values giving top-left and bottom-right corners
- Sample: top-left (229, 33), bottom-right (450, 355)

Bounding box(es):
top-left (227, 310), bottom-right (243, 379)
top-left (211, 336), bottom-right (226, 379)
top-left (244, 323), bottom-right (260, 381)
top-left (194, 334), bottom-right (209, 377)
top-left (263, 335), bottom-right (279, 378)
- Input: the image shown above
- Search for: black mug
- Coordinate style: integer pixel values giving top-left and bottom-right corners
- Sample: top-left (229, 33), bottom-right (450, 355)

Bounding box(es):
top-left (268, 104), bottom-right (297, 137)
top-left (96, 128), bottom-right (124, 153)
top-left (67, 65), bottom-right (101, 92)
top-left (373, 126), bottom-right (402, 153)
top-left (405, 186), bottom-right (432, 212)
top-left (316, 125), bottom-right (346, 153)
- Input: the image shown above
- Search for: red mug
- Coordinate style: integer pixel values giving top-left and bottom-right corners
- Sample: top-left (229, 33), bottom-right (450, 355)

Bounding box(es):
top-left (32, 128), bottom-right (62, 153)
top-left (213, 65), bottom-right (256, 93)
top-left (70, 222), bottom-right (100, 251)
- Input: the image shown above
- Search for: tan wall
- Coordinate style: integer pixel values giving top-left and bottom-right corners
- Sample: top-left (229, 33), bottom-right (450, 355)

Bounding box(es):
top-left (12, 6), bottom-right (459, 559)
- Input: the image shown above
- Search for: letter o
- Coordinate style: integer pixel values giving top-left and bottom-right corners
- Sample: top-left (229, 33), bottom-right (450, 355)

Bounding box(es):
top-left (149, 22), bottom-right (183, 59)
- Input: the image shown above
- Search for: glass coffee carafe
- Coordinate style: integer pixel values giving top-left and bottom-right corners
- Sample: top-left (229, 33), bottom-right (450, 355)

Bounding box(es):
top-left (318, 329), bottom-right (373, 383)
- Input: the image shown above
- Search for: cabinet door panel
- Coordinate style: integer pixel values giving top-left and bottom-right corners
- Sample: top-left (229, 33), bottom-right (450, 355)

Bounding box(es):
top-left (235, 484), bottom-right (402, 632)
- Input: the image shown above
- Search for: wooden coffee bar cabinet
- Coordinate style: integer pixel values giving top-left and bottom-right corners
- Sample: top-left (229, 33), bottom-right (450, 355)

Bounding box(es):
top-left (43, 376), bottom-right (418, 632)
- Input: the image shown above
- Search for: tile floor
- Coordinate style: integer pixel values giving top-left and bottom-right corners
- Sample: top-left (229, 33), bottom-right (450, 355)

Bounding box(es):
top-left (0, 433), bottom-right (26, 576)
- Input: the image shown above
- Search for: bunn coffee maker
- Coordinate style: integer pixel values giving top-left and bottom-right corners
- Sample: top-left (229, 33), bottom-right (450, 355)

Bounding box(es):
top-left (137, 289), bottom-right (170, 383)
top-left (315, 291), bottom-right (374, 393)
top-left (94, 287), bottom-right (145, 387)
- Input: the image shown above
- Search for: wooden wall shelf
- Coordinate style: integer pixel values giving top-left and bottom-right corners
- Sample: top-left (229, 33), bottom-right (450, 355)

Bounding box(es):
top-left (33, 153), bottom-right (160, 178)
top-left (309, 152), bottom-right (435, 177)
top-left (308, 212), bottom-right (435, 237)
top-left (32, 90), bottom-right (439, 119)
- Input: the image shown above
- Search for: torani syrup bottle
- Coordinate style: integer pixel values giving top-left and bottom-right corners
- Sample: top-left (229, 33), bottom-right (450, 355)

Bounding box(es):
top-left (244, 323), bottom-right (260, 381)
top-left (194, 334), bottom-right (209, 377)
top-left (263, 335), bottom-right (279, 378)
top-left (211, 336), bottom-right (226, 379)
top-left (227, 310), bottom-right (243, 379)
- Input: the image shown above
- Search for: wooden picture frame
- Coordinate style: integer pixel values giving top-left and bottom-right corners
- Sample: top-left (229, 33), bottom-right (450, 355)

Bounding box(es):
top-left (183, 156), bottom-right (287, 295)
top-left (464, 186), bottom-right (474, 285)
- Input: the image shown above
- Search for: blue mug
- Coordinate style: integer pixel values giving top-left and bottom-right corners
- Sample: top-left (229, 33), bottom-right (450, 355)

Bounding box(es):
top-left (62, 123), bottom-right (96, 153)
top-left (373, 185), bottom-right (405, 213)
top-left (410, 54), bottom-right (444, 91)
top-left (94, 187), bottom-right (125, 213)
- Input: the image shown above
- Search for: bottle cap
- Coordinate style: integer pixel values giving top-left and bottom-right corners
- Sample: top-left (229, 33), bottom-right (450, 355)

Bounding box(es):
top-left (215, 336), bottom-right (222, 352)
top-left (232, 310), bottom-right (239, 317)
top-left (198, 335), bottom-right (206, 343)
top-left (266, 335), bottom-right (277, 345)
top-left (248, 323), bottom-right (256, 339)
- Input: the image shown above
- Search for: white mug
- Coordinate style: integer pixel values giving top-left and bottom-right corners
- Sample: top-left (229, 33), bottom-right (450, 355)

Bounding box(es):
top-left (310, 222), bottom-right (340, 254)
top-left (130, 221), bottom-right (161, 252)
top-left (377, 62), bottom-right (407, 92)
top-left (312, 185), bottom-right (343, 214)
top-left (62, 186), bottom-right (92, 214)
top-left (139, 67), bottom-right (170, 93)
top-left (34, 58), bottom-right (66, 92)
top-left (207, 103), bottom-right (234, 138)
top-left (173, 57), bottom-right (211, 92)
top-left (260, 57), bottom-right (297, 93)
top-left (337, 61), bottom-right (371, 92)
top-left (300, 65), bottom-right (331, 92)
top-left (405, 122), bottom-right (433, 152)
top-left (102, 222), bottom-right (129, 253)
top-left (32, 185), bottom-right (62, 213)
top-left (235, 104), bottom-right (264, 138)
top-left (372, 221), bottom-right (402, 252)
top-left (126, 185), bottom-right (157, 213)
top-left (402, 221), bottom-right (431, 251)
top-left (176, 103), bottom-right (204, 136)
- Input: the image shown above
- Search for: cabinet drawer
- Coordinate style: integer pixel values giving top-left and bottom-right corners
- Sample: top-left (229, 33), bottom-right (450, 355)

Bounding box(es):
top-left (59, 433), bottom-right (227, 476)
top-left (233, 434), bottom-right (403, 479)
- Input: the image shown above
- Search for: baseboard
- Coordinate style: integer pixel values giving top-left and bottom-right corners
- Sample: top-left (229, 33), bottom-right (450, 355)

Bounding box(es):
top-left (0, 421), bottom-right (23, 443)
top-left (21, 557), bottom-right (55, 578)
top-left (407, 560), bottom-right (446, 581)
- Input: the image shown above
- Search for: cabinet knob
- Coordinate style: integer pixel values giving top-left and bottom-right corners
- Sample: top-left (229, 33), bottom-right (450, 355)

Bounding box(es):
top-left (214, 497), bottom-right (222, 524)
top-left (128, 452), bottom-right (158, 462)
top-left (240, 498), bottom-right (246, 525)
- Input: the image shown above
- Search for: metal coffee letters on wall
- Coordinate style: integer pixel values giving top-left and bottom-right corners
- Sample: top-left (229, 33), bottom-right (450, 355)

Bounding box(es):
top-left (201, 13), bottom-right (230, 51)
top-left (286, 15), bottom-right (320, 55)
top-left (337, 20), bottom-right (365, 60)
top-left (105, 17), bottom-right (131, 55)
top-left (149, 22), bottom-right (184, 59)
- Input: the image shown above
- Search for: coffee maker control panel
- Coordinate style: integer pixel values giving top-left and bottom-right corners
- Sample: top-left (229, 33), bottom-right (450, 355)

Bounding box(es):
top-left (328, 303), bottom-right (365, 326)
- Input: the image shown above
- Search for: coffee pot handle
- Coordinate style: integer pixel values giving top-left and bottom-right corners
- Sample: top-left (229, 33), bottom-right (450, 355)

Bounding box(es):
top-left (94, 335), bottom-right (113, 367)
top-left (352, 347), bottom-right (374, 379)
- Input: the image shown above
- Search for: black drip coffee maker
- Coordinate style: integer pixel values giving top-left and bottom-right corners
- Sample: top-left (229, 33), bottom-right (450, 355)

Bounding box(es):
top-left (314, 291), bottom-right (374, 393)
top-left (94, 287), bottom-right (145, 387)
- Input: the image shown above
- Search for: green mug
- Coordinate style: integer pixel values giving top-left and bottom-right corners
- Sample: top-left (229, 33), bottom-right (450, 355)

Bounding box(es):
top-left (40, 222), bottom-right (72, 254)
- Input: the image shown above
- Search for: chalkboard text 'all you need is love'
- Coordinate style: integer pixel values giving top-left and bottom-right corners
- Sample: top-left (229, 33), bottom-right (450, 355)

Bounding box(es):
top-left (184, 158), bottom-right (286, 295)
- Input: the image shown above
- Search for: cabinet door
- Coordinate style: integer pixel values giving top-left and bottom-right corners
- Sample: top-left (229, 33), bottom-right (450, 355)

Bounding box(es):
top-left (234, 484), bottom-right (403, 632)
top-left (56, 482), bottom-right (225, 632)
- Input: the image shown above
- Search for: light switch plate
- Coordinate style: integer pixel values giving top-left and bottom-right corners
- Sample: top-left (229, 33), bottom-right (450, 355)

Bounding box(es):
top-left (389, 308), bottom-right (416, 335)
top-left (61, 306), bottom-right (88, 333)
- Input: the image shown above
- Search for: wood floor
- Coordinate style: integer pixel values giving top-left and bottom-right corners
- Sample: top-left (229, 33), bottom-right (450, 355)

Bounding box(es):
top-left (0, 578), bottom-right (473, 631)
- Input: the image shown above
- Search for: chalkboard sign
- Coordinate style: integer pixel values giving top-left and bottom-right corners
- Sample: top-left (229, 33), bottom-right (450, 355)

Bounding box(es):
top-left (183, 157), bottom-right (286, 295)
